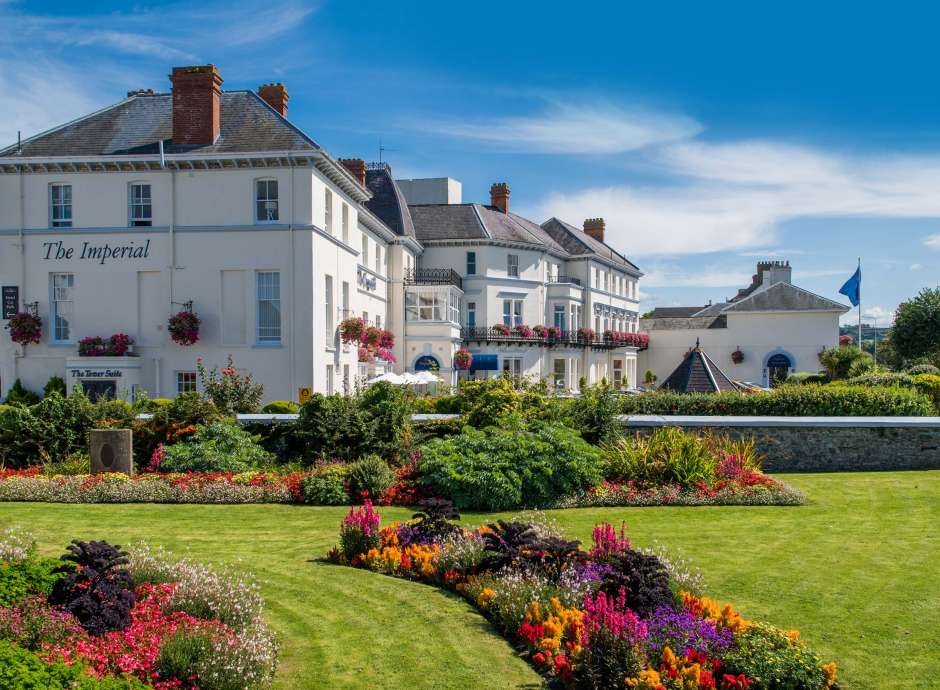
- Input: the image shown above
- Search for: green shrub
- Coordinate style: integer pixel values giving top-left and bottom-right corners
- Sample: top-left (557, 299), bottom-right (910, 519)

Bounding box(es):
top-left (0, 557), bottom-right (64, 606)
top-left (5, 379), bottom-right (41, 407)
top-left (347, 454), bottom-right (395, 501)
top-left (566, 382), bottom-right (620, 445)
top-left (603, 427), bottom-right (717, 485)
top-left (261, 400), bottom-right (299, 414)
top-left (819, 345), bottom-right (873, 380)
top-left (620, 385), bottom-right (931, 416)
top-left (42, 376), bottom-right (67, 398)
top-left (301, 464), bottom-right (350, 505)
top-left (0, 392), bottom-right (101, 468)
top-left (42, 453), bottom-right (90, 476)
top-left (907, 363), bottom-right (940, 376)
top-left (785, 372), bottom-right (828, 385)
top-left (455, 378), bottom-right (521, 427)
top-left (160, 421), bottom-right (272, 473)
top-left (914, 374), bottom-right (940, 411)
top-left (721, 624), bottom-right (828, 689)
top-left (844, 372), bottom-right (916, 388)
top-left (296, 393), bottom-right (371, 462)
top-left (358, 382), bottom-right (412, 463)
top-left (0, 639), bottom-right (147, 689)
top-left (419, 423), bottom-right (604, 510)
top-left (148, 398), bottom-right (174, 408)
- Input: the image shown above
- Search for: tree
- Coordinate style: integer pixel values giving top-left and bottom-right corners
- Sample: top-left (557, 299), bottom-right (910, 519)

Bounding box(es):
top-left (892, 287), bottom-right (940, 362)
top-left (818, 345), bottom-right (873, 380)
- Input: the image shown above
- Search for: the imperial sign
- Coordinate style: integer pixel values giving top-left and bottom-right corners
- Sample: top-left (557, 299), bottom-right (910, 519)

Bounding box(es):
top-left (42, 240), bottom-right (151, 265)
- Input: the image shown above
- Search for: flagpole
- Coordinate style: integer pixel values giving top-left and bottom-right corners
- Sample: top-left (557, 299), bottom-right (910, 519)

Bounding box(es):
top-left (857, 257), bottom-right (862, 351)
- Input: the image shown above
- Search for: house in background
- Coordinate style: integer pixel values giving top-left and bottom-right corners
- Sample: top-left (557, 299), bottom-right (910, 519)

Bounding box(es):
top-left (639, 261), bottom-right (849, 388)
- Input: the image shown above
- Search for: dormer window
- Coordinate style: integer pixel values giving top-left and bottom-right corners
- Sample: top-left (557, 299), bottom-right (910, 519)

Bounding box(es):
top-left (128, 183), bottom-right (152, 227)
top-left (255, 179), bottom-right (279, 223)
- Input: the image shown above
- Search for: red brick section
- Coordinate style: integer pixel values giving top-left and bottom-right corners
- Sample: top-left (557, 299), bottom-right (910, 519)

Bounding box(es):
top-left (583, 217), bottom-right (605, 243)
top-left (490, 182), bottom-right (510, 213)
top-left (169, 65), bottom-right (223, 146)
top-left (258, 83), bottom-right (289, 118)
top-left (339, 158), bottom-right (367, 187)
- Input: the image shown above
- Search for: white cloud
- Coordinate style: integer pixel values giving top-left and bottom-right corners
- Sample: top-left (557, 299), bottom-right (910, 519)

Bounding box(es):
top-left (530, 138), bottom-right (940, 257)
top-left (911, 263), bottom-right (923, 270)
top-left (842, 305), bottom-right (894, 326)
top-left (420, 103), bottom-right (701, 155)
top-left (640, 263), bottom-right (752, 289)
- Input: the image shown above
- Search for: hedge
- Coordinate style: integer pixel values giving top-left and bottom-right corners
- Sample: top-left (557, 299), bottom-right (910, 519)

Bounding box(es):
top-left (620, 385), bottom-right (932, 416)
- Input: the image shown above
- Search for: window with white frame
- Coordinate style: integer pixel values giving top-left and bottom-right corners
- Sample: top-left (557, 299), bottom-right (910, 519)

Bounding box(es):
top-left (553, 304), bottom-right (566, 330)
top-left (325, 275), bottom-right (334, 344)
top-left (255, 179), bottom-right (279, 222)
top-left (595, 315), bottom-right (601, 333)
top-left (467, 301), bottom-right (476, 328)
top-left (326, 365), bottom-right (334, 395)
top-left (613, 360), bottom-right (624, 388)
top-left (342, 364), bottom-right (350, 394)
top-left (51, 273), bottom-right (74, 341)
top-left (603, 270), bottom-right (609, 292)
top-left (375, 314), bottom-right (382, 328)
top-left (128, 183), bottom-right (152, 227)
top-left (466, 251), bottom-right (477, 275)
top-left (507, 254), bottom-right (519, 278)
top-left (342, 281), bottom-right (350, 314)
top-left (449, 291), bottom-right (460, 323)
top-left (342, 203), bottom-right (349, 242)
top-left (361, 234), bottom-right (369, 263)
top-left (502, 299), bottom-right (523, 327)
top-left (324, 188), bottom-right (333, 232)
top-left (375, 245), bottom-right (382, 274)
top-left (49, 184), bottom-right (72, 228)
top-left (176, 371), bottom-right (197, 393)
top-left (256, 271), bottom-right (281, 342)
top-left (502, 357), bottom-right (522, 380)
top-left (553, 358), bottom-right (567, 388)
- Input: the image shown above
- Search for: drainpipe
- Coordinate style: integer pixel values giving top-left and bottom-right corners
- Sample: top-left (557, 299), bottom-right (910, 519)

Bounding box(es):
top-left (165, 143), bottom-right (174, 399)
top-left (288, 156), bottom-right (296, 400)
top-left (13, 165), bottom-right (25, 386)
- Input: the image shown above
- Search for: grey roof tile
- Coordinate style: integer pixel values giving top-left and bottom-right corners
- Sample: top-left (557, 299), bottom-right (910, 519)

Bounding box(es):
top-left (660, 345), bottom-right (739, 393)
top-left (365, 165), bottom-right (415, 237)
top-left (409, 204), bottom-right (488, 241)
top-left (721, 282), bottom-right (849, 313)
top-left (1, 91), bottom-right (319, 157)
top-left (540, 217), bottom-right (640, 272)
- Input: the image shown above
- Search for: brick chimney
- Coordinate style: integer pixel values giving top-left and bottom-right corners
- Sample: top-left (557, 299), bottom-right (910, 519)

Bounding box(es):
top-left (490, 182), bottom-right (510, 213)
top-left (170, 65), bottom-right (223, 146)
top-left (339, 158), bottom-right (367, 187)
top-left (258, 82), bottom-right (289, 118)
top-left (583, 217), bottom-right (605, 243)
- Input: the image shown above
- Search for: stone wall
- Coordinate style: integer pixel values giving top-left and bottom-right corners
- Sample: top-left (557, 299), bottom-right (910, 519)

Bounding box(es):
top-left (621, 415), bottom-right (940, 472)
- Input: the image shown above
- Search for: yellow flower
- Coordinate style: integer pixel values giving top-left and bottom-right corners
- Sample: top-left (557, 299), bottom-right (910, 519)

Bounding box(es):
top-left (539, 637), bottom-right (560, 653)
top-left (524, 600), bottom-right (542, 624)
top-left (822, 662), bottom-right (838, 686)
top-left (625, 668), bottom-right (662, 689)
top-left (477, 588), bottom-right (495, 607)
top-left (785, 629), bottom-right (801, 641)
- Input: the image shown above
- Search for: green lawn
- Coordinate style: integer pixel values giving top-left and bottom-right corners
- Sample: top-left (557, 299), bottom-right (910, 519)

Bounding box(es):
top-left (2, 471), bottom-right (938, 689)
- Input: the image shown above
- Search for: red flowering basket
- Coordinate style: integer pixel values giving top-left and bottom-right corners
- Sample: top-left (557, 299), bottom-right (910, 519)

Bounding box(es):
top-left (454, 349), bottom-right (473, 370)
top-left (340, 317), bottom-right (365, 344)
top-left (168, 311), bottom-right (201, 346)
top-left (731, 348), bottom-right (744, 364)
top-left (6, 312), bottom-right (42, 346)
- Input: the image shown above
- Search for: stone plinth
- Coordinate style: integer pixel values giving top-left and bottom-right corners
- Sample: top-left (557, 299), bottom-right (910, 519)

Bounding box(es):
top-left (90, 429), bottom-right (134, 476)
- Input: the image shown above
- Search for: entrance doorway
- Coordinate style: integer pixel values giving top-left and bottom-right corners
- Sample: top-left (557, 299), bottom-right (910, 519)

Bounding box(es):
top-left (766, 353), bottom-right (792, 387)
top-left (81, 380), bottom-right (117, 402)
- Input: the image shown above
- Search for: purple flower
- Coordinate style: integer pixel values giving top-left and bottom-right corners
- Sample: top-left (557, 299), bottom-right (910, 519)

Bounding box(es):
top-left (644, 605), bottom-right (734, 658)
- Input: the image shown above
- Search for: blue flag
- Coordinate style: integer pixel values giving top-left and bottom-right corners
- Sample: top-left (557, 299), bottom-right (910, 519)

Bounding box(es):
top-left (839, 266), bottom-right (861, 307)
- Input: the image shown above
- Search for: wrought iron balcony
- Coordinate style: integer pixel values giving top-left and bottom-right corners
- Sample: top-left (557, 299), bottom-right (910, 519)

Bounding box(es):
top-left (548, 274), bottom-right (583, 287)
top-left (404, 267), bottom-right (463, 289)
top-left (460, 326), bottom-right (648, 350)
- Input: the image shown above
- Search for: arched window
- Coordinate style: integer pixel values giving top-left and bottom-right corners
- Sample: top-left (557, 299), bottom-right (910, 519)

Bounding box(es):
top-left (766, 353), bottom-right (792, 387)
top-left (414, 355), bottom-right (441, 372)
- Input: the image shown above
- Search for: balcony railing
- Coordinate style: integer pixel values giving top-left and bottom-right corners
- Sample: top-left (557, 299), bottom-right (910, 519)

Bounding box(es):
top-left (460, 326), bottom-right (649, 350)
top-left (404, 267), bottom-right (463, 289)
top-left (548, 274), bottom-right (583, 287)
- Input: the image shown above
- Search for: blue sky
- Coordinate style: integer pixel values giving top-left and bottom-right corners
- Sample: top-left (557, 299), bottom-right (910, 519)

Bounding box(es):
top-left (3, 0), bottom-right (939, 323)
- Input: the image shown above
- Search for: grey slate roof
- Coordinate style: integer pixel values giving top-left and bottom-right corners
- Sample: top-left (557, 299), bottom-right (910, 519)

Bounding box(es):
top-left (365, 165), bottom-right (415, 238)
top-left (540, 217), bottom-right (641, 272)
top-left (647, 306), bottom-right (707, 318)
top-left (0, 91), bottom-right (320, 157)
top-left (660, 344), bottom-right (739, 394)
top-left (721, 282), bottom-right (849, 313)
top-left (408, 204), bottom-right (568, 253)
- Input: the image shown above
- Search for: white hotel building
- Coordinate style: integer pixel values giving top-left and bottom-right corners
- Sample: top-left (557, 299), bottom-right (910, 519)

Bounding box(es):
top-left (0, 64), bottom-right (643, 403)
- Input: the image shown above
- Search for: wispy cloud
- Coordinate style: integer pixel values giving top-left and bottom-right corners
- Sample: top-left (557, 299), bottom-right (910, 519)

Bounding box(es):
top-left (418, 103), bottom-right (701, 154)
top-left (842, 305), bottom-right (894, 326)
top-left (530, 137), bottom-right (940, 257)
top-left (640, 263), bottom-right (752, 289)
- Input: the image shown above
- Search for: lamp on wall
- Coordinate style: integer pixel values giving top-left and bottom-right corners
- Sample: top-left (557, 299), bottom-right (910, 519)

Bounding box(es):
top-left (23, 301), bottom-right (39, 317)
top-left (171, 300), bottom-right (194, 313)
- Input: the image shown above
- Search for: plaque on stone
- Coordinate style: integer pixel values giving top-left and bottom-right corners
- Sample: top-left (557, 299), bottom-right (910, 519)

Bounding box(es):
top-left (89, 429), bottom-right (134, 476)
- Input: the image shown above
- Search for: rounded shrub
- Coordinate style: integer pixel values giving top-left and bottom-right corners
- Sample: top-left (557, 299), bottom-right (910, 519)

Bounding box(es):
top-left (160, 421), bottom-right (272, 473)
top-left (261, 400), bottom-right (299, 414)
top-left (419, 422), bottom-right (604, 511)
top-left (301, 464), bottom-right (350, 505)
top-left (908, 363), bottom-right (940, 376)
top-left (43, 376), bottom-right (67, 398)
top-left (844, 372), bottom-right (916, 388)
top-left (347, 454), bottom-right (395, 501)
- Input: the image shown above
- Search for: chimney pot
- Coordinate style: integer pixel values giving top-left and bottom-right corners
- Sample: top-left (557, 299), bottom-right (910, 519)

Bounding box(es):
top-left (583, 217), bottom-right (606, 243)
top-left (169, 64), bottom-right (223, 147)
top-left (490, 182), bottom-right (510, 213)
top-left (127, 88), bottom-right (155, 98)
top-left (258, 82), bottom-right (289, 118)
top-left (339, 158), bottom-right (367, 187)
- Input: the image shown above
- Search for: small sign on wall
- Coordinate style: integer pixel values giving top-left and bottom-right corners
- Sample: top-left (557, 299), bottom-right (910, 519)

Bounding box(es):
top-left (298, 387), bottom-right (312, 405)
top-left (2, 286), bottom-right (18, 319)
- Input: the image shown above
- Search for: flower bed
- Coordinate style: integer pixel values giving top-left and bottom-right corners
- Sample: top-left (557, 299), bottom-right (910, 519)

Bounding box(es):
top-left (0, 528), bottom-right (277, 689)
top-left (329, 502), bottom-right (839, 690)
top-left (555, 479), bottom-right (804, 508)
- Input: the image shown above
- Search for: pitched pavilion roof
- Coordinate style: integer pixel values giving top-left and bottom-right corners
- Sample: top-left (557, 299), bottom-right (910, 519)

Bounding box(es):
top-left (659, 341), bottom-right (740, 393)
top-left (0, 91), bottom-right (321, 157)
top-left (364, 165), bottom-right (416, 238)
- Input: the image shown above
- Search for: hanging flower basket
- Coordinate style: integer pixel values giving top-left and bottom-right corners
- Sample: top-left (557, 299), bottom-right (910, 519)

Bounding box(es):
top-left (454, 349), bottom-right (473, 370)
top-left (357, 346), bottom-right (374, 363)
top-left (78, 333), bottom-right (135, 357)
top-left (491, 323), bottom-right (510, 336)
top-left (379, 329), bottom-right (395, 349)
top-left (545, 325), bottom-right (562, 340)
top-left (340, 317), bottom-right (365, 344)
top-left (577, 327), bottom-right (596, 341)
top-left (168, 311), bottom-right (201, 346)
top-left (731, 348), bottom-right (744, 364)
top-left (532, 325), bottom-right (548, 338)
top-left (360, 325), bottom-right (383, 348)
top-left (513, 324), bottom-right (533, 338)
top-left (6, 312), bottom-right (42, 346)
top-left (376, 347), bottom-right (397, 364)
